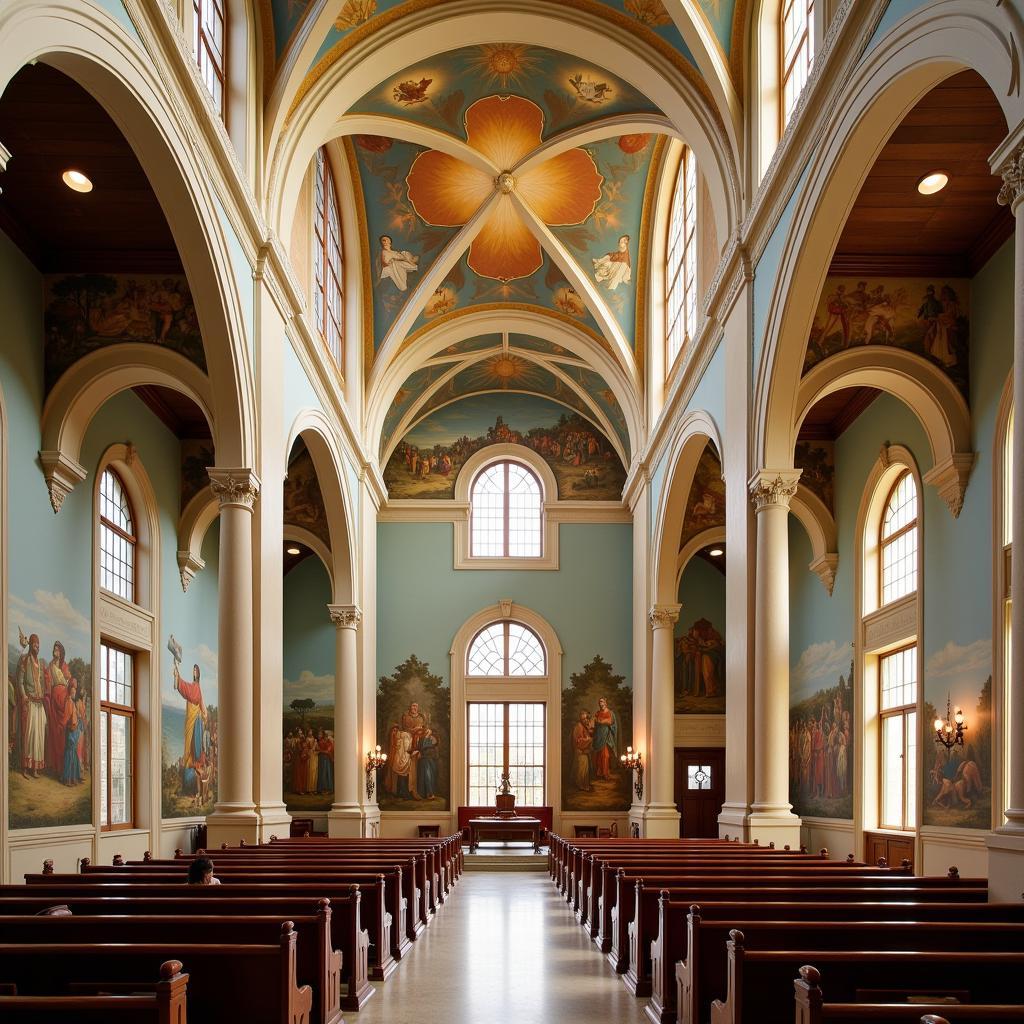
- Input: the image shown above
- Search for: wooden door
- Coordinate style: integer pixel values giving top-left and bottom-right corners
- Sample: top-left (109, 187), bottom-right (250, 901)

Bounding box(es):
top-left (674, 748), bottom-right (725, 838)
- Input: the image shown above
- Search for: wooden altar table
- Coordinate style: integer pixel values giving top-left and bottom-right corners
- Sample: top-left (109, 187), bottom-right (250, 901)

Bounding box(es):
top-left (467, 816), bottom-right (542, 852)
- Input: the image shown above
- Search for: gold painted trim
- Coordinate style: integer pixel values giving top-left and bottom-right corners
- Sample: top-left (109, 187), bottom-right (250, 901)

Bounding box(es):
top-left (258, 0), bottom-right (276, 94)
top-left (341, 137), bottom-right (377, 377)
top-left (729, 0), bottom-right (750, 94)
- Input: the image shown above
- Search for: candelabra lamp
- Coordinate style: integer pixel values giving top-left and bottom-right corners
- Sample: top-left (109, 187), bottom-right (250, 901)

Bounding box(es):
top-left (933, 694), bottom-right (967, 750)
top-left (620, 746), bottom-right (644, 800)
top-left (365, 744), bottom-right (387, 799)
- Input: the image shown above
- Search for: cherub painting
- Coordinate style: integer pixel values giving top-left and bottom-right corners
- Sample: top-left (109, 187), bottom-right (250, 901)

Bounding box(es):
top-left (592, 234), bottom-right (631, 292)
top-left (378, 235), bottom-right (419, 292)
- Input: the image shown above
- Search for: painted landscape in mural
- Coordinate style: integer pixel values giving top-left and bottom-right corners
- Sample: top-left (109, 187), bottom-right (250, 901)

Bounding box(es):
top-left (923, 640), bottom-right (992, 830)
top-left (789, 643), bottom-right (854, 819)
top-left (805, 277), bottom-right (970, 394)
top-left (674, 617), bottom-right (725, 714)
top-left (562, 655), bottom-right (633, 812)
top-left (44, 273), bottom-right (205, 391)
top-left (376, 655), bottom-right (450, 811)
top-left (283, 669), bottom-right (335, 813)
top-left (161, 633), bottom-right (219, 819)
top-left (384, 393), bottom-right (626, 500)
top-left (7, 590), bottom-right (93, 829)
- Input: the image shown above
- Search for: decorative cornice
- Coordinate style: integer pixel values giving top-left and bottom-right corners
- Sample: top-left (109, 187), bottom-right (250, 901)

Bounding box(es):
top-left (37, 450), bottom-right (87, 514)
top-left (208, 467), bottom-right (261, 510)
top-left (748, 469), bottom-right (802, 513)
top-left (328, 604), bottom-right (363, 629)
top-left (997, 142), bottom-right (1024, 213)
top-left (649, 603), bottom-right (681, 630)
top-left (922, 452), bottom-right (977, 520)
top-left (809, 552), bottom-right (839, 597)
top-left (176, 549), bottom-right (206, 593)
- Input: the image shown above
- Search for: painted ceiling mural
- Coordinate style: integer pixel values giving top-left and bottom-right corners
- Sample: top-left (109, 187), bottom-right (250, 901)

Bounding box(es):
top-left (379, 335), bottom-right (630, 462)
top-left (383, 392), bottom-right (627, 501)
top-left (680, 443), bottom-right (725, 549)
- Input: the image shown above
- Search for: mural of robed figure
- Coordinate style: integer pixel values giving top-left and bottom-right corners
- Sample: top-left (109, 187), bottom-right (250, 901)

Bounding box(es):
top-left (171, 646), bottom-right (209, 798)
top-left (591, 697), bottom-right (617, 780)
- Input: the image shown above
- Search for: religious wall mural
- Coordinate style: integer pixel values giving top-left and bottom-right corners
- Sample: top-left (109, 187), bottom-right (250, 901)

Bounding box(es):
top-left (789, 644), bottom-right (853, 820)
top-left (383, 393), bottom-right (626, 500)
top-left (7, 591), bottom-right (92, 829)
top-left (680, 445), bottom-right (725, 548)
top-left (376, 655), bottom-right (450, 811)
top-left (161, 633), bottom-right (219, 819)
top-left (44, 273), bottom-right (205, 392)
top-left (794, 440), bottom-right (835, 515)
top-left (283, 669), bottom-right (335, 813)
top-left (923, 640), bottom-right (992, 830)
top-left (804, 277), bottom-right (971, 395)
top-left (562, 655), bottom-right (633, 812)
top-left (674, 617), bottom-right (725, 714)
top-left (285, 448), bottom-right (331, 548)
top-left (180, 439), bottom-right (215, 512)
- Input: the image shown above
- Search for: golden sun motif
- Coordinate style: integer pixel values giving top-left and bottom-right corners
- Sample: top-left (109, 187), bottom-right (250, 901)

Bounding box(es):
top-left (465, 44), bottom-right (542, 89)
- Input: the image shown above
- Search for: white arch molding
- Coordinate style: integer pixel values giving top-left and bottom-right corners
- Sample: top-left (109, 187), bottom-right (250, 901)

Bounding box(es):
top-left (675, 525), bottom-right (726, 589)
top-left (651, 409), bottom-right (724, 605)
top-left (366, 309), bottom-right (644, 466)
top-left (284, 525), bottom-right (334, 587)
top-left (449, 601), bottom-right (564, 830)
top-left (0, 0), bottom-right (256, 470)
top-left (40, 345), bottom-right (216, 514)
top-left (754, 2), bottom-right (1022, 472)
top-left (265, 4), bottom-right (741, 274)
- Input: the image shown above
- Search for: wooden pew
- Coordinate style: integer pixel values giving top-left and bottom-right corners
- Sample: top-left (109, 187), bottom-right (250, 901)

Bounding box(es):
top-left (711, 937), bottom-right (1024, 1024)
top-left (0, 903), bottom-right (344, 1024)
top-left (676, 915), bottom-right (1024, 1024)
top-left (0, 958), bottom-right (188, 1024)
top-left (3, 884), bottom-right (375, 1008)
top-left (650, 899), bottom-right (1024, 1024)
top-left (25, 870), bottom-right (400, 980)
top-left (0, 923), bottom-right (313, 1024)
top-left (794, 966), bottom-right (1024, 1024)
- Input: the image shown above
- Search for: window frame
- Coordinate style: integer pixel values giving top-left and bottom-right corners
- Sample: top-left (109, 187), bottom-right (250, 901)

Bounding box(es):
top-left (665, 145), bottom-right (697, 372)
top-left (313, 146), bottom-right (345, 368)
top-left (878, 643), bottom-right (917, 832)
top-left (879, 468), bottom-right (918, 607)
top-left (193, 0), bottom-right (227, 119)
top-left (99, 467), bottom-right (137, 605)
top-left (466, 620), bottom-right (548, 677)
top-left (466, 700), bottom-right (546, 806)
top-left (780, 0), bottom-right (815, 128)
top-left (99, 641), bottom-right (136, 832)
top-left (469, 459), bottom-right (544, 560)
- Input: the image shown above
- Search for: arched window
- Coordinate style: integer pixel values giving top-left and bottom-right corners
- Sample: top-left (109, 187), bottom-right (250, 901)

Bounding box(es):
top-left (193, 0), bottom-right (226, 118)
top-left (470, 461), bottom-right (542, 558)
top-left (665, 145), bottom-right (697, 369)
top-left (99, 468), bottom-right (136, 603)
top-left (314, 146), bottom-right (344, 366)
top-left (781, 0), bottom-right (815, 126)
top-left (880, 470), bottom-right (918, 605)
top-left (468, 621), bottom-right (547, 677)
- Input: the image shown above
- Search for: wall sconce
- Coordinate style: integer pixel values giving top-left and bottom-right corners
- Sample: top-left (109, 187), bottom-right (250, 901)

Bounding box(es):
top-left (933, 693), bottom-right (967, 750)
top-left (620, 746), bottom-right (644, 800)
top-left (365, 744), bottom-right (387, 799)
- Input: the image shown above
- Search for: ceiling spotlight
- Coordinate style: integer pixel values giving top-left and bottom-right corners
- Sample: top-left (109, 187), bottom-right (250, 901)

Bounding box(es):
top-left (61, 169), bottom-right (93, 193)
top-left (709, 548), bottom-right (724, 557)
top-left (916, 171), bottom-right (948, 196)
top-left (286, 546), bottom-right (301, 556)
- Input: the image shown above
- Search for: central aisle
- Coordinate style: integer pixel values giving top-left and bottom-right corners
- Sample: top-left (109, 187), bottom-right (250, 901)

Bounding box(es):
top-left (357, 871), bottom-right (651, 1024)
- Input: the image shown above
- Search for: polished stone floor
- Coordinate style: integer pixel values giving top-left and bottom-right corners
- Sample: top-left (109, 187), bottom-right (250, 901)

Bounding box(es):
top-left (357, 871), bottom-right (651, 1024)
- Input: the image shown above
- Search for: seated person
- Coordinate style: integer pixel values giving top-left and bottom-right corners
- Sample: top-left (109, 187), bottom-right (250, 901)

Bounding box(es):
top-left (186, 856), bottom-right (221, 885)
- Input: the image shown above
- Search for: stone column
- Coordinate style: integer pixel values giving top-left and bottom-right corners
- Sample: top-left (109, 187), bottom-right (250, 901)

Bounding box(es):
top-left (206, 468), bottom-right (261, 847)
top-left (989, 140), bottom-right (1024, 899)
top-left (645, 604), bottom-right (682, 837)
top-left (747, 470), bottom-right (802, 849)
top-left (328, 604), bottom-right (365, 836)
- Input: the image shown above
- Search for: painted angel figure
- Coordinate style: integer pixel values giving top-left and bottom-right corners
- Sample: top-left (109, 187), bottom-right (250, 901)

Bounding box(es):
top-left (592, 234), bottom-right (632, 292)
top-left (378, 235), bottom-right (419, 292)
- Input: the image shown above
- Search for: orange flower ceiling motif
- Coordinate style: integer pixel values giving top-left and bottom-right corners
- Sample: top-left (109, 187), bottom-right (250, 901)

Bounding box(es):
top-left (406, 95), bottom-right (603, 282)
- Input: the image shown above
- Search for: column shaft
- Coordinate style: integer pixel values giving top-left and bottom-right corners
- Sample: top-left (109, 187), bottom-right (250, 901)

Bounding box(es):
top-left (645, 605), bottom-right (681, 837)
top-left (328, 605), bottom-right (364, 836)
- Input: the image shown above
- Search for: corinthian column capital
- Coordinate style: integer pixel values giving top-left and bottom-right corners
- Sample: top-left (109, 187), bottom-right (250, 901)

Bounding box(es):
top-left (208, 467), bottom-right (261, 511)
top-left (649, 603), bottom-right (681, 631)
top-left (329, 604), bottom-right (362, 630)
top-left (748, 469), bottom-right (801, 513)
top-left (997, 142), bottom-right (1024, 212)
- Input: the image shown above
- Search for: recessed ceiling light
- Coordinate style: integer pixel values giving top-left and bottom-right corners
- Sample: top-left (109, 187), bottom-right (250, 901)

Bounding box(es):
top-left (709, 548), bottom-right (724, 557)
top-left (916, 171), bottom-right (949, 196)
top-left (61, 169), bottom-right (93, 193)
top-left (286, 546), bottom-right (301, 556)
